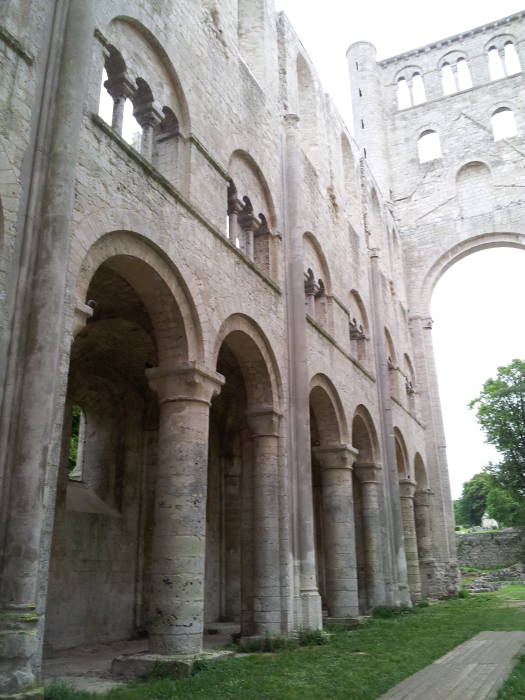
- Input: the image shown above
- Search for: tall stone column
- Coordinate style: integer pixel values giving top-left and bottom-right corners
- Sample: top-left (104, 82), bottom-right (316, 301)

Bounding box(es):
top-left (368, 247), bottom-right (410, 605)
top-left (314, 446), bottom-right (359, 620)
top-left (246, 408), bottom-right (282, 637)
top-left (409, 313), bottom-right (458, 594)
top-left (146, 363), bottom-right (223, 655)
top-left (399, 479), bottom-right (422, 602)
top-left (355, 463), bottom-right (386, 609)
top-left (414, 488), bottom-right (435, 596)
top-left (282, 114), bottom-right (322, 629)
top-left (0, 1), bottom-right (96, 696)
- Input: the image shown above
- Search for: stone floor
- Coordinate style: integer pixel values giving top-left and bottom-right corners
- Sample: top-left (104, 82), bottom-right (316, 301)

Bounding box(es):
top-left (379, 631), bottom-right (525, 699)
top-left (43, 623), bottom-right (239, 695)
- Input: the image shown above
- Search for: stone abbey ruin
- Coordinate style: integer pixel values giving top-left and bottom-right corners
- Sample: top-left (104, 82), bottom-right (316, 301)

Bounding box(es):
top-left (1, 1), bottom-right (524, 696)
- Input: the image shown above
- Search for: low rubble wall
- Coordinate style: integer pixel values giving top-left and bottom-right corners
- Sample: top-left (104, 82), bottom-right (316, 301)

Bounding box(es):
top-left (456, 530), bottom-right (521, 569)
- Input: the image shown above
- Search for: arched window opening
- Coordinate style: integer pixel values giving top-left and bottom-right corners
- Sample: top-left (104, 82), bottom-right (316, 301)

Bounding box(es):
top-left (456, 58), bottom-right (472, 90)
top-left (100, 45), bottom-right (135, 137)
top-left (348, 290), bottom-right (369, 364)
top-left (504, 42), bottom-right (521, 75)
top-left (385, 327), bottom-right (399, 399)
top-left (411, 73), bottom-right (426, 105)
top-left (297, 53), bottom-right (319, 165)
top-left (403, 353), bottom-right (417, 412)
top-left (488, 46), bottom-right (505, 81)
top-left (418, 130), bottom-right (442, 164)
top-left (68, 405), bottom-right (86, 481)
top-left (132, 78), bottom-right (160, 159)
top-left (303, 233), bottom-right (330, 328)
top-left (441, 63), bottom-right (457, 95)
top-left (397, 77), bottom-right (411, 109)
top-left (491, 107), bottom-right (518, 141)
top-left (153, 106), bottom-right (180, 181)
top-left (395, 438), bottom-right (407, 477)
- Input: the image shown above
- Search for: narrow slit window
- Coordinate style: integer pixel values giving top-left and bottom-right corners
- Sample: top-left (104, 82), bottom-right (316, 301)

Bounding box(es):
top-left (491, 107), bottom-right (518, 141)
top-left (441, 63), bottom-right (457, 95)
top-left (411, 73), bottom-right (426, 105)
top-left (397, 77), bottom-right (411, 109)
top-left (418, 130), bottom-right (442, 163)
top-left (456, 58), bottom-right (472, 90)
top-left (488, 47), bottom-right (505, 80)
top-left (504, 42), bottom-right (521, 75)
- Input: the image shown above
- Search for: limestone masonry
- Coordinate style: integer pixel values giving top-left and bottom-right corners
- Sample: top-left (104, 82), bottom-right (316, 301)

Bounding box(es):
top-left (0, 1), bottom-right (524, 696)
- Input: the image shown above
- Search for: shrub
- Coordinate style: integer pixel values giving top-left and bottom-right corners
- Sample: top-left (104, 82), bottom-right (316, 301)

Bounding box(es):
top-left (297, 628), bottom-right (330, 646)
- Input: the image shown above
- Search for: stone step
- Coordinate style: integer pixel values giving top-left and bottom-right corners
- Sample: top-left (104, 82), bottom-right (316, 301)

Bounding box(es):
top-left (379, 631), bottom-right (525, 699)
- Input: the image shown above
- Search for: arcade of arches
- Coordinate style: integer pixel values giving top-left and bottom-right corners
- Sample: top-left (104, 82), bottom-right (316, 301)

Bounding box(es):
top-left (3, 2), bottom-right (524, 695)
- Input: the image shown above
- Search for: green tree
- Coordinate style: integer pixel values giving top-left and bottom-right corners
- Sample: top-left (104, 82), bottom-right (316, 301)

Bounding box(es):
top-left (485, 485), bottom-right (521, 527)
top-left (455, 472), bottom-right (490, 527)
top-left (469, 359), bottom-right (525, 498)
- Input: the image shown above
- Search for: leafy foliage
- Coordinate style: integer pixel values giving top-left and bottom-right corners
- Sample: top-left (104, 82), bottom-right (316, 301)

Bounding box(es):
top-left (454, 472), bottom-right (490, 527)
top-left (68, 404), bottom-right (82, 472)
top-left (469, 359), bottom-right (525, 498)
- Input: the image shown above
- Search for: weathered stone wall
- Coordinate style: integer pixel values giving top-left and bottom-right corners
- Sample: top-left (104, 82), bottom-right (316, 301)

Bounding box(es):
top-left (456, 531), bottom-right (521, 569)
top-left (0, 0), bottom-right (470, 692)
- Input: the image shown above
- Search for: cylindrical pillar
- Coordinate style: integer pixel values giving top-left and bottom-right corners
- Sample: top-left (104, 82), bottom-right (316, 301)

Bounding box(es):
top-left (399, 479), bottom-right (422, 602)
top-left (246, 408), bottom-right (282, 637)
top-left (0, 1), bottom-right (96, 695)
top-left (146, 363), bottom-right (223, 655)
top-left (355, 463), bottom-right (386, 609)
top-left (282, 114), bottom-right (323, 629)
top-left (314, 446), bottom-right (359, 620)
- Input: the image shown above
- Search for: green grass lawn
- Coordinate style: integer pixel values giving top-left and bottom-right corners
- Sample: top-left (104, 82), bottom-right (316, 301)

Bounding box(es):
top-left (46, 586), bottom-right (525, 700)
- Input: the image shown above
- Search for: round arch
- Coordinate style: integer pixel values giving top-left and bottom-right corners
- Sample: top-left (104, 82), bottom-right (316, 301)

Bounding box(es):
top-left (394, 427), bottom-right (409, 478)
top-left (75, 230), bottom-right (204, 364)
top-left (105, 14), bottom-right (191, 134)
top-left (212, 313), bottom-right (282, 411)
top-left (351, 405), bottom-right (380, 465)
top-left (303, 231), bottom-right (332, 293)
top-left (414, 453), bottom-right (428, 490)
top-left (228, 149), bottom-right (277, 229)
top-left (418, 231), bottom-right (525, 313)
top-left (309, 374), bottom-right (348, 445)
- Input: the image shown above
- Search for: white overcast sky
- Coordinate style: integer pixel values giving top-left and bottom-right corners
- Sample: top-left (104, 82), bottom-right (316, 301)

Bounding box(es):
top-left (276, 0), bottom-right (525, 498)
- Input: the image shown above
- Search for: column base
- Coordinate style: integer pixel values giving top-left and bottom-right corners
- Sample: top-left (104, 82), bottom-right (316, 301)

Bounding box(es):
top-left (297, 589), bottom-right (323, 630)
top-left (111, 650), bottom-right (233, 680)
top-left (324, 617), bottom-right (361, 629)
top-left (419, 558), bottom-right (459, 597)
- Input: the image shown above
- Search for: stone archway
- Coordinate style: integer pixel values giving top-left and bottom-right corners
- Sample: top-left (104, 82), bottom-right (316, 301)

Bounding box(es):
top-left (45, 236), bottom-right (217, 659)
top-left (207, 314), bottom-right (283, 639)
top-left (309, 374), bottom-right (358, 622)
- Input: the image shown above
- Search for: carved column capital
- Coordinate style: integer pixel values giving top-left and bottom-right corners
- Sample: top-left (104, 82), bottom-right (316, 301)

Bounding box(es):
top-left (72, 300), bottom-right (94, 338)
top-left (246, 407), bottom-right (281, 437)
top-left (312, 444), bottom-right (358, 470)
top-left (399, 478), bottom-right (417, 499)
top-left (414, 488), bottom-right (433, 507)
top-left (146, 362), bottom-right (224, 405)
top-left (354, 461), bottom-right (382, 484)
top-left (283, 113), bottom-right (300, 128)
